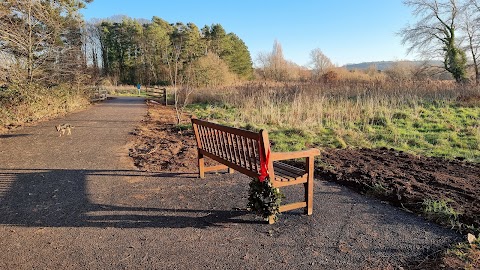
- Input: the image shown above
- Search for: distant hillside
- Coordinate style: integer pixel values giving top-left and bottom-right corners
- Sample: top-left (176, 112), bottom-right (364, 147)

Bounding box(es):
top-left (343, 60), bottom-right (443, 71)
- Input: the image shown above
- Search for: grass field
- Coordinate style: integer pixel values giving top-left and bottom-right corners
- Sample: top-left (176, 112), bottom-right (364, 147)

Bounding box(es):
top-left (186, 82), bottom-right (480, 163)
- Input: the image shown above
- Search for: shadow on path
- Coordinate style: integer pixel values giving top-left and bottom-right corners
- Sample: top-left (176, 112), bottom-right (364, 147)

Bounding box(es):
top-left (0, 134), bottom-right (31, 139)
top-left (0, 168), bottom-right (260, 229)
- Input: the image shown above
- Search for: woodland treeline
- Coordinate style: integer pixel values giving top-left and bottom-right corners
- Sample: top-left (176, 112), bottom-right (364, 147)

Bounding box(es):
top-left (0, 1), bottom-right (253, 89)
top-left (88, 17), bottom-right (253, 87)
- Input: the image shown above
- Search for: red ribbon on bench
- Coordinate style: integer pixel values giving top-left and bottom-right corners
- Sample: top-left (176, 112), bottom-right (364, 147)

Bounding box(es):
top-left (258, 142), bottom-right (270, 182)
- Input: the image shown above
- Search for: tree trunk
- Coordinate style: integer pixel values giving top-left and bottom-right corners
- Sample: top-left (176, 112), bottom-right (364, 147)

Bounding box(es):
top-left (27, 2), bottom-right (34, 83)
top-left (475, 60), bottom-right (479, 85)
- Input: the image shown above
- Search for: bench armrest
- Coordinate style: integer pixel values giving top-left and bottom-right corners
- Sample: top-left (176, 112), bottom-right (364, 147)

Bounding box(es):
top-left (270, 148), bottom-right (320, 161)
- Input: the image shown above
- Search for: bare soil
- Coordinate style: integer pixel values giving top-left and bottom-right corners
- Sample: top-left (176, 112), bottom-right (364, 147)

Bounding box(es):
top-left (129, 102), bottom-right (480, 269)
top-left (318, 148), bottom-right (480, 230)
top-left (128, 101), bottom-right (201, 172)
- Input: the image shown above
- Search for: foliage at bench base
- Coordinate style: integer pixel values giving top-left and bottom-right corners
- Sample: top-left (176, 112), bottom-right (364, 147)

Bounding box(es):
top-left (247, 178), bottom-right (284, 222)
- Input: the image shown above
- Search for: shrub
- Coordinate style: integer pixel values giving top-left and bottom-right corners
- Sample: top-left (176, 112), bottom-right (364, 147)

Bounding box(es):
top-left (0, 83), bottom-right (89, 132)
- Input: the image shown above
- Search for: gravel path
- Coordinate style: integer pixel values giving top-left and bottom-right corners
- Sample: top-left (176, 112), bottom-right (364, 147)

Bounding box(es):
top-left (0, 97), bottom-right (460, 269)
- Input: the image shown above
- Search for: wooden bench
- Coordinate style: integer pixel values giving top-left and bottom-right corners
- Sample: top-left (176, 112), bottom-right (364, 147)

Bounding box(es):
top-left (191, 118), bottom-right (320, 223)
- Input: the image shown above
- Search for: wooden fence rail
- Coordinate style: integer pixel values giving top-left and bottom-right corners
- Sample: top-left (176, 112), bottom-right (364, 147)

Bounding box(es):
top-left (148, 87), bottom-right (167, 105)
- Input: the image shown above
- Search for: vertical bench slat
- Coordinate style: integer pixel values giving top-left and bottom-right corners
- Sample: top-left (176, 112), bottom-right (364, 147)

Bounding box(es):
top-left (228, 133), bottom-right (237, 164)
top-left (225, 133), bottom-right (236, 164)
top-left (219, 130), bottom-right (228, 160)
top-left (253, 139), bottom-right (260, 173)
top-left (231, 133), bottom-right (240, 165)
top-left (248, 138), bottom-right (258, 172)
top-left (223, 131), bottom-right (233, 163)
top-left (234, 135), bottom-right (245, 167)
top-left (250, 138), bottom-right (258, 171)
top-left (216, 129), bottom-right (226, 159)
top-left (202, 126), bottom-right (213, 153)
top-left (241, 136), bottom-right (249, 169)
top-left (210, 127), bottom-right (219, 156)
top-left (247, 138), bottom-right (254, 171)
top-left (205, 126), bottom-right (214, 153)
top-left (218, 130), bottom-right (227, 159)
top-left (211, 128), bottom-right (220, 157)
top-left (199, 125), bottom-right (208, 151)
top-left (240, 137), bottom-right (248, 169)
top-left (198, 125), bottom-right (207, 151)
top-left (220, 131), bottom-right (227, 160)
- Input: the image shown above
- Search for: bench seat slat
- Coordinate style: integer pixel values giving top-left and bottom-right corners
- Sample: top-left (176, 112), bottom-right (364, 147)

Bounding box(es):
top-left (274, 169), bottom-right (300, 181)
top-left (273, 165), bottom-right (306, 182)
top-left (274, 170), bottom-right (304, 181)
top-left (273, 161), bottom-right (305, 175)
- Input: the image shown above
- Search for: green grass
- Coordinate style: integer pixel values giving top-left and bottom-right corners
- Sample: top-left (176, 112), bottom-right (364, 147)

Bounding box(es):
top-left (186, 101), bottom-right (480, 162)
top-left (175, 123), bottom-right (192, 131)
top-left (187, 103), bottom-right (238, 123)
top-left (366, 105), bottom-right (479, 161)
top-left (115, 90), bottom-right (149, 97)
top-left (423, 199), bottom-right (461, 229)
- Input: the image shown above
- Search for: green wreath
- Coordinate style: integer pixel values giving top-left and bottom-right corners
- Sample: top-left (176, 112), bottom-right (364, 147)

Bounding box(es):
top-left (247, 177), bottom-right (284, 222)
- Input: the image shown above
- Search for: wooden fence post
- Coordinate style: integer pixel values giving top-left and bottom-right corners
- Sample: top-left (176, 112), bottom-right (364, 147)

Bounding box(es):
top-left (163, 88), bottom-right (167, 106)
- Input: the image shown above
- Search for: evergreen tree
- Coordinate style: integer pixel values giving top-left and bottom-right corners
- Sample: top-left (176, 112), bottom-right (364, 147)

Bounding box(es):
top-left (96, 17), bottom-right (253, 86)
top-left (223, 33), bottom-right (254, 79)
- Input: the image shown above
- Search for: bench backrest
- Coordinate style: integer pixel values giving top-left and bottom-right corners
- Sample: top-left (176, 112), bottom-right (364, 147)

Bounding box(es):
top-left (191, 118), bottom-right (271, 179)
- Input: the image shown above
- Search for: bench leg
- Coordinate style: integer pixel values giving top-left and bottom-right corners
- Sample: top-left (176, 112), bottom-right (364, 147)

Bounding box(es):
top-left (268, 215), bottom-right (275, 224)
top-left (198, 152), bottom-right (205, 179)
top-left (228, 167), bottom-right (235, 174)
top-left (304, 156), bottom-right (314, 215)
top-left (304, 181), bottom-right (313, 215)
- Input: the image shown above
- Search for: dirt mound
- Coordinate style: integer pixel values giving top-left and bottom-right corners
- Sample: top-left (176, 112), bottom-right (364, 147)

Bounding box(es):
top-left (318, 148), bottom-right (480, 229)
top-left (129, 103), bottom-right (217, 172)
top-left (130, 103), bottom-right (480, 231)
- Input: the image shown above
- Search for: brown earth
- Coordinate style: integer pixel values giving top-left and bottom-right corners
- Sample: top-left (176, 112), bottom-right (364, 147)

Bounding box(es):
top-left (128, 101), bottom-right (202, 172)
top-left (130, 102), bottom-right (480, 269)
top-left (318, 148), bottom-right (480, 230)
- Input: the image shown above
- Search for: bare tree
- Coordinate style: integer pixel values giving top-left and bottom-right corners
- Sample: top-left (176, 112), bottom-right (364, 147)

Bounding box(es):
top-left (309, 48), bottom-right (334, 80)
top-left (0, 1), bottom-right (56, 83)
top-left (83, 21), bottom-right (103, 79)
top-left (270, 39), bottom-right (286, 81)
top-left (462, 0), bottom-right (480, 84)
top-left (0, 0), bottom-right (89, 85)
top-left (384, 61), bottom-right (415, 81)
top-left (400, 0), bottom-right (468, 82)
top-left (255, 40), bottom-right (303, 81)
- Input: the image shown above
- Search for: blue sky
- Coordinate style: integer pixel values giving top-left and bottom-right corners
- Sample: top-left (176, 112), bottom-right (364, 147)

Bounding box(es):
top-left (81, 0), bottom-right (416, 67)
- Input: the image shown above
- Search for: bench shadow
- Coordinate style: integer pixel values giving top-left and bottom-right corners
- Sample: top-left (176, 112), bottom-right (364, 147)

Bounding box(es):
top-left (0, 134), bottom-right (32, 139)
top-left (0, 168), bottom-right (260, 228)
